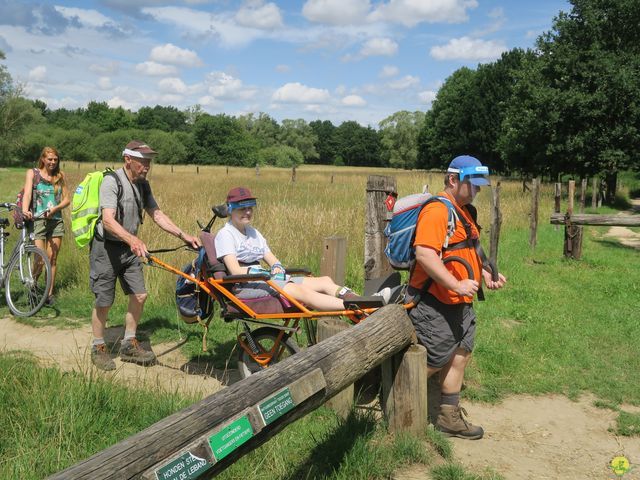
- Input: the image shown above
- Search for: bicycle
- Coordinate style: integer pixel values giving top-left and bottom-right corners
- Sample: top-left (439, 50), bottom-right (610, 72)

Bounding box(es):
top-left (0, 203), bottom-right (52, 317)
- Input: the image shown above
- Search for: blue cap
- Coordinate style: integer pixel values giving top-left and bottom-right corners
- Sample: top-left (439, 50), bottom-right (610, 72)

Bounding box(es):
top-left (447, 155), bottom-right (490, 186)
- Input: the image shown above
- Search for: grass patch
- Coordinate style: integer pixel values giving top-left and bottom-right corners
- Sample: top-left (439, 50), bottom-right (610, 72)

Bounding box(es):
top-left (614, 411), bottom-right (640, 437)
top-left (0, 351), bottom-right (195, 479)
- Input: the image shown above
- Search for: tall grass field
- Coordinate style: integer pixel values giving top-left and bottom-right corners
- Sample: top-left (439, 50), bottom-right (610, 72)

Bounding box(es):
top-left (1, 163), bottom-right (639, 479)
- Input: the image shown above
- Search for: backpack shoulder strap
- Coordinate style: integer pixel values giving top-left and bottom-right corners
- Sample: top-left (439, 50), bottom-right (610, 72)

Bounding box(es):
top-left (103, 169), bottom-right (125, 222)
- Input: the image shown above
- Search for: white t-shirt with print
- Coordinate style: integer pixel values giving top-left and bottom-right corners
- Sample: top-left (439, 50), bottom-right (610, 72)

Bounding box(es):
top-left (214, 222), bottom-right (271, 264)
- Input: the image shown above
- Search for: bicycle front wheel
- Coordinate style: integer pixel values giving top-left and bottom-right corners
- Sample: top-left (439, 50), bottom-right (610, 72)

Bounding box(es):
top-left (5, 245), bottom-right (52, 317)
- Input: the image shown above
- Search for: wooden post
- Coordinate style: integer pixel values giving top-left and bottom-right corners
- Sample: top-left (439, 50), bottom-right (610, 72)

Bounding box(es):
top-left (93, 162), bottom-right (96, 170)
top-left (48, 305), bottom-right (414, 479)
top-left (364, 175), bottom-right (396, 281)
top-left (291, 165), bottom-right (296, 183)
top-left (529, 177), bottom-right (540, 249)
top-left (330, 174), bottom-right (334, 184)
top-left (580, 178), bottom-right (587, 213)
top-left (550, 214), bottom-right (640, 226)
top-left (554, 183), bottom-right (562, 231)
top-left (255, 164), bottom-right (260, 177)
top-left (381, 344), bottom-right (428, 436)
top-left (320, 236), bottom-right (346, 286)
top-left (592, 176), bottom-right (598, 209)
top-left (171, 165), bottom-right (173, 173)
top-left (489, 181), bottom-right (502, 267)
top-left (564, 180), bottom-right (583, 259)
top-left (316, 318), bottom-right (353, 418)
top-left (196, 166), bottom-right (200, 174)
top-left (226, 166), bottom-right (229, 175)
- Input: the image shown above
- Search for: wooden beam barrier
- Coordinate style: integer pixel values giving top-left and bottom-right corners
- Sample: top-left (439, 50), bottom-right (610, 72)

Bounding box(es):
top-left (48, 304), bottom-right (415, 480)
top-left (550, 213), bottom-right (640, 227)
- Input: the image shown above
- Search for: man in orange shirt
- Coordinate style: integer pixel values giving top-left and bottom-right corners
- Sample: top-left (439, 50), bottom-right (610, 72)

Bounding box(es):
top-left (409, 155), bottom-right (506, 439)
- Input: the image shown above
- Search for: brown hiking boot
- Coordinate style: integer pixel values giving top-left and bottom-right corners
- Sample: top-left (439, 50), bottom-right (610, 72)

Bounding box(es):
top-left (435, 405), bottom-right (484, 440)
top-left (91, 343), bottom-right (116, 371)
top-left (119, 338), bottom-right (156, 366)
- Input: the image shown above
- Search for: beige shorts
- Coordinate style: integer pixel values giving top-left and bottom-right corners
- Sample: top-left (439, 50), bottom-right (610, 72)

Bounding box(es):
top-left (32, 218), bottom-right (65, 240)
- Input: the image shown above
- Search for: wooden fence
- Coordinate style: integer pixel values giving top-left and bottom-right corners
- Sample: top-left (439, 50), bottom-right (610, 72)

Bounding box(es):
top-left (48, 305), bottom-right (420, 479)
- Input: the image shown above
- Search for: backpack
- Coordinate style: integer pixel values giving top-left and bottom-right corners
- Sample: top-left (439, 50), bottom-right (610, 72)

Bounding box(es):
top-left (13, 168), bottom-right (41, 229)
top-left (384, 193), bottom-right (458, 270)
top-left (176, 248), bottom-right (214, 324)
top-left (71, 168), bottom-right (122, 248)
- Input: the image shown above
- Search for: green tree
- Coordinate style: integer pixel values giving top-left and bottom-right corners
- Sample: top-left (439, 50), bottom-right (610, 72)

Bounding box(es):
top-left (192, 114), bottom-right (259, 166)
top-left (146, 130), bottom-right (188, 164)
top-left (136, 105), bottom-right (187, 132)
top-left (335, 121), bottom-right (382, 167)
top-left (239, 112), bottom-right (281, 149)
top-left (278, 119), bottom-right (319, 163)
top-left (379, 110), bottom-right (425, 169)
top-left (309, 120), bottom-right (338, 165)
top-left (257, 145), bottom-right (304, 167)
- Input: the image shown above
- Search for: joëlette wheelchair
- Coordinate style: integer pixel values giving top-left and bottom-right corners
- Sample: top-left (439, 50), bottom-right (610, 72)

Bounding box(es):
top-left (148, 204), bottom-right (400, 379)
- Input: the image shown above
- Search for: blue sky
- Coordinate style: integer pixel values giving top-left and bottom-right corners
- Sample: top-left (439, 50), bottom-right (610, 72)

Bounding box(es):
top-left (0, 0), bottom-right (570, 126)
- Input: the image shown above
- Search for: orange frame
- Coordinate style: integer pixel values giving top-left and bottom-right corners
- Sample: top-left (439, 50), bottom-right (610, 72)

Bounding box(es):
top-left (148, 255), bottom-right (411, 368)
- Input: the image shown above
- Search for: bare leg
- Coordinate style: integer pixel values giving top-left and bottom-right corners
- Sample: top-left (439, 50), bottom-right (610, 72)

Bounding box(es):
top-left (47, 237), bottom-right (62, 296)
top-left (283, 283), bottom-right (344, 311)
top-left (125, 293), bottom-right (147, 335)
top-left (92, 305), bottom-right (111, 339)
top-left (300, 276), bottom-right (342, 296)
top-left (439, 348), bottom-right (471, 394)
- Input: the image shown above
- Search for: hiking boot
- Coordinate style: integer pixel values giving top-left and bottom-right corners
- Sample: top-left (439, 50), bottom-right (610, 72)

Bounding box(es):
top-left (91, 343), bottom-right (116, 371)
top-left (435, 405), bottom-right (484, 440)
top-left (119, 338), bottom-right (156, 366)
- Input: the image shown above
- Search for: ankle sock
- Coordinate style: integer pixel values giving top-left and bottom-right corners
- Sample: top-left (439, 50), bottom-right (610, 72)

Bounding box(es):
top-left (123, 332), bottom-right (136, 343)
top-left (92, 338), bottom-right (105, 347)
top-left (441, 392), bottom-right (460, 407)
top-left (335, 286), bottom-right (354, 298)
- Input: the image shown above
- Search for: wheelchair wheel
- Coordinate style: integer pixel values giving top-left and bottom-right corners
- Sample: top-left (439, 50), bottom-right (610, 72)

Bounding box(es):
top-left (237, 326), bottom-right (300, 379)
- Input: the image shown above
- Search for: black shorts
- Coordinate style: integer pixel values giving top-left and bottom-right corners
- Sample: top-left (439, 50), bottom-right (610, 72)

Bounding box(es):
top-left (409, 293), bottom-right (476, 369)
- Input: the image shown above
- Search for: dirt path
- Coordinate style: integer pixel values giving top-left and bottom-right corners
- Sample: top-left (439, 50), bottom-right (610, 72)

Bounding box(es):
top-left (3, 317), bottom-right (639, 479)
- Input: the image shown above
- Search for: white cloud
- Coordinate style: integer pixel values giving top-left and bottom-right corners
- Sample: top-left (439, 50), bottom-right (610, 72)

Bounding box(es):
top-left (370, 0), bottom-right (479, 27)
top-left (272, 82), bottom-right (331, 103)
top-left (204, 71), bottom-right (254, 100)
top-left (302, 0), bottom-right (372, 25)
top-left (198, 95), bottom-right (222, 108)
top-left (54, 6), bottom-right (113, 29)
top-left (150, 43), bottom-right (203, 67)
top-left (379, 65), bottom-right (399, 78)
top-left (98, 77), bottom-right (112, 90)
top-left (107, 96), bottom-right (136, 110)
top-left (431, 36), bottom-right (507, 60)
top-left (361, 37), bottom-right (398, 57)
top-left (158, 77), bottom-right (188, 94)
top-left (28, 65), bottom-right (47, 82)
top-left (89, 62), bottom-right (119, 75)
top-left (235, 1), bottom-right (283, 30)
top-left (418, 90), bottom-right (437, 104)
top-left (335, 85), bottom-right (347, 95)
top-left (135, 61), bottom-right (179, 76)
top-left (342, 94), bottom-right (366, 106)
top-left (387, 74), bottom-right (419, 90)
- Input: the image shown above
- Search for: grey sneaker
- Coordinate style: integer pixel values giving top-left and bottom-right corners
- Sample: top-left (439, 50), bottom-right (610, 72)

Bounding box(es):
top-left (119, 338), bottom-right (156, 366)
top-left (91, 343), bottom-right (116, 371)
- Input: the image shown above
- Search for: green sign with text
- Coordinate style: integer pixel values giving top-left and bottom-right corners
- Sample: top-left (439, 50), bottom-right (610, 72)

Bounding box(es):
top-left (259, 388), bottom-right (295, 426)
top-left (208, 416), bottom-right (253, 462)
top-left (154, 451), bottom-right (211, 480)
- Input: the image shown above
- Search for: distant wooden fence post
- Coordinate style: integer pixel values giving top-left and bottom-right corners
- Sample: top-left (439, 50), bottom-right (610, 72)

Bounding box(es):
top-left (170, 165), bottom-right (174, 173)
top-left (316, 318), bottom-right (353, 418)
top-left (489, 181), bottom-right (502, 266)
top-left (381, 344), bottom-right (428, 436)
top-left (291, 165), bottom-right (297, 183)
top-left (320, 236), bottom-right (346, 286)
top-left (564, 180), bottom-right (583, 259)
top-left (529, 177), bottom-right (540, 249)
top-left (196, 166), bottom-right (200, 174)
top-left (364, 175), bottom-right (396, 281)
top-left (226, 166), bottom-right (229, 175)
top-left (255, 164), bottom-right (260, 177)
top-left (591, 176), bottom-right (598, 209)
top-left (554, 183), bottom-right (562, 231)
top-left (579, 178), bottom-right (587, 213)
